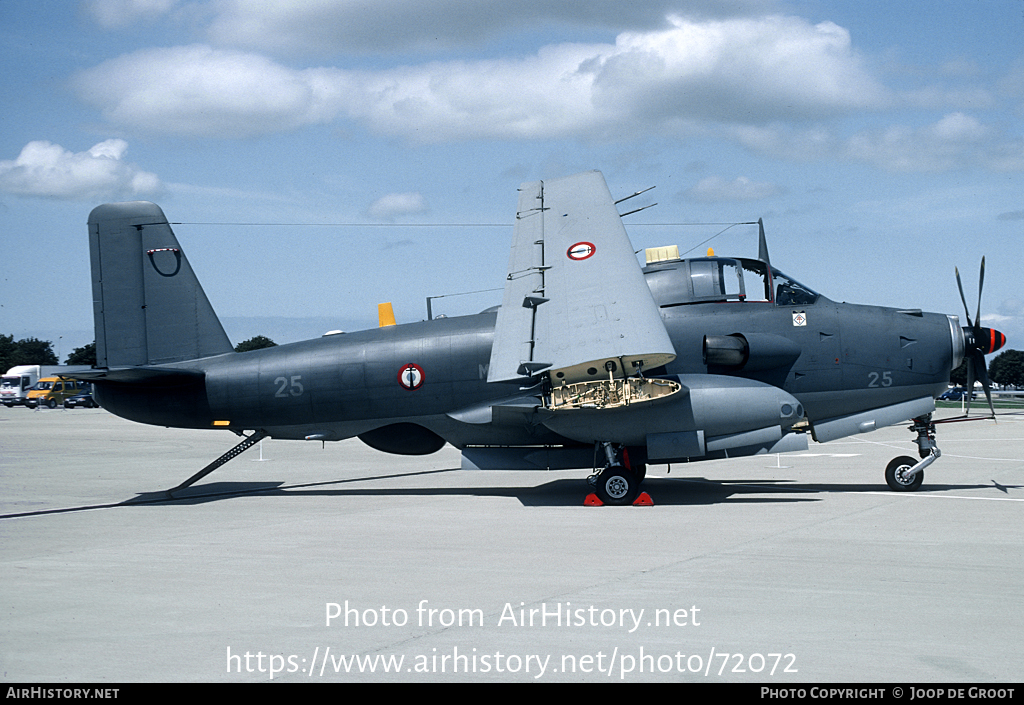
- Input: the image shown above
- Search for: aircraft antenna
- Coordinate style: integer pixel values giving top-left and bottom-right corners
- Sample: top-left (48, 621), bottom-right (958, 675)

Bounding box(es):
top-left (679, 222), bottom-right (758, 257)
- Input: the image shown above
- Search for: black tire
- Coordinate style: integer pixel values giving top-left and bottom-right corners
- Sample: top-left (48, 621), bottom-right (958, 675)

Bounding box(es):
top-left (885, 456), bottom-right (924, 492)
top-left (46, 398), bottom-right (57, 409)
top-left (595, 465), bottom-right (640, 506)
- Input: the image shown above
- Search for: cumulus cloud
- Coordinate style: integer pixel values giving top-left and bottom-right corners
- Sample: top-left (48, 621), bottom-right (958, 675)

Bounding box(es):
top-left (74, 15), bottom-right (888, 142)
top-left (0, 140), bottom-right (163, 201)
top-left (366, 192), bottom-right (429, 221)
top-left (74, 46), bottom-right (341, 138)
top-left (683, 175), bottom-right (784, 202)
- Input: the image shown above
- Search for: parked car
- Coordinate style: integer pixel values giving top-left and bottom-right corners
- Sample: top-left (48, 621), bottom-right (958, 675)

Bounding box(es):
top-left (938, 388), bottom-right (976, 401)
top-left (26, 378), bottom-right (91, 409)
top-left (64, 390), bottom-right (98, 409)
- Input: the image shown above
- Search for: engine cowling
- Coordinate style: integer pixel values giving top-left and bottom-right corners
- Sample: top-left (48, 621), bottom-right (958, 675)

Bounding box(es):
top-left (539, 374), bottom-right (804, 451)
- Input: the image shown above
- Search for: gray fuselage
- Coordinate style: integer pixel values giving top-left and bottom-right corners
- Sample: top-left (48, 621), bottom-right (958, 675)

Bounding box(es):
top-left (93, 256), bottom-right (957, 455)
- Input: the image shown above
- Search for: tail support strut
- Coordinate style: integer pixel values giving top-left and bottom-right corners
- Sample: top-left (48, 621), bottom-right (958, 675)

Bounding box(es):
top-left (167, 429), bottom-right (269, 497)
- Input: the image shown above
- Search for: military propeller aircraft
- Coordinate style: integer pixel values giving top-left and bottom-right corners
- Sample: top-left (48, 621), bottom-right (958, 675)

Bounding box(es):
top-left (74, 170), bottom-right (1006, 504)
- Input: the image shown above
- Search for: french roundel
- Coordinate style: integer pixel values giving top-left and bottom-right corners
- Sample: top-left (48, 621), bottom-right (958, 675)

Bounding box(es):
top-left (566, 241), bottom-right (596, 261)
top-left (398, 363), bottom-right (424, 390)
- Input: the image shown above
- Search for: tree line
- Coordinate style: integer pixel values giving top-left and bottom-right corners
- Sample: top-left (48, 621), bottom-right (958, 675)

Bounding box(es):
top-left (1, 334), bottom-right (278, 371)
top-left (0, 335), bottom-right (95, 370)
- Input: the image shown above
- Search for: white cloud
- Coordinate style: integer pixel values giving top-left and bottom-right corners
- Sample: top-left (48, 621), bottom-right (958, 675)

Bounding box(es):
top-left (366, 192), bottom-right (429, 221)
top-left (74, 15), bottom-right (888, 142)
top-left (74, 46), bottom-right (343, 138)
top-left (0, 140), bottom-right (163, 201)
top-left (683, 175), bottom-right (784, 202)
top-left (844, 112), bottom-right (1001, 172)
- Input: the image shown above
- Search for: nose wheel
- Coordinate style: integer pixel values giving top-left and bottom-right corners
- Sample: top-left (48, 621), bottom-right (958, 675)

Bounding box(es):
top-left (885, 456), bottom-right (924, 492)
top-left (884, 414), bottom-right (939, 492)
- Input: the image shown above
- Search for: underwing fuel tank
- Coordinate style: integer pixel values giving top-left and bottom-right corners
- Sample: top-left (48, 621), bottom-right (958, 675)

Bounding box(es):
top-left (539, 374), bottom-right (804, 453)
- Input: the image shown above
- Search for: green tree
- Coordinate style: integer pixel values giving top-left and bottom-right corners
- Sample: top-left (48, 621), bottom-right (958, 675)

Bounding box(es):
top-left (0, 335), bottom-right (58, 370)
top-left (16, 338), bottom-right (58, 365)
top-left (66, 342), bottom-right (97, 366)
top-left (234, 335), bottom-right (277, 353)
top-left (0, 334), bottom-right (15, 372)
top-left (988, 349), bottom-right (1024, 389)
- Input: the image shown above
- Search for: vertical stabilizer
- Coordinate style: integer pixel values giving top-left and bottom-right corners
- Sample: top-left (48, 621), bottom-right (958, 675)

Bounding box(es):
top-left (89, 202), bottom-right (233, 368)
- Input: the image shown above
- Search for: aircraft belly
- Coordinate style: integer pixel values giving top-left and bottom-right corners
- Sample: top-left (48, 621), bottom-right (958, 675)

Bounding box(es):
top-left (797, 383), bottom-right (948, 424)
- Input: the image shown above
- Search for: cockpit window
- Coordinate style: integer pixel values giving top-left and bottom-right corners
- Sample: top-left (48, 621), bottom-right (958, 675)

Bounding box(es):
top-left (771, 268), bottom-right (819, 305)
top-left (689, 259), bottom-right (743, 300)
top-left (644, 257), bottom-right (819, 306)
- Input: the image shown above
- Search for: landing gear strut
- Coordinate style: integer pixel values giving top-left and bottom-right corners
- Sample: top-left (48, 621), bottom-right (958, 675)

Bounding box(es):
top-left (166, 429), bottom-right (269, 498)
top-left (885, 414), bottom-right (940, 492)
top-left (588, 442), bottom-right (645, 505)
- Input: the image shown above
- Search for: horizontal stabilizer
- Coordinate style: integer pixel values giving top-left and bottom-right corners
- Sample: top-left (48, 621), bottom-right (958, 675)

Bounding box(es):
top-left (62, 367), bottom-right (206, 384)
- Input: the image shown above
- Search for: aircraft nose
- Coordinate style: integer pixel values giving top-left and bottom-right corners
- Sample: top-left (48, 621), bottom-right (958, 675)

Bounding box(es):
top-left (972, 327), bottom-right (1007, 355)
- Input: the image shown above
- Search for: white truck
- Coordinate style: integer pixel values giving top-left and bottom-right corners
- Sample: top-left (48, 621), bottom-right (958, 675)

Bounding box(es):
top-left (1, 365), bottom-right (91, 407)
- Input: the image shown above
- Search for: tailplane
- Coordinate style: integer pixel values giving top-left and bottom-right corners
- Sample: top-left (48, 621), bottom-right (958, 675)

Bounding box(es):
top-left (89, 202), bottom-right (233, 368)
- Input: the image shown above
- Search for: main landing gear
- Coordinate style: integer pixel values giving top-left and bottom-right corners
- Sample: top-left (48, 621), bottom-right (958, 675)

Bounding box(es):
top-left (884, 414), bottom-right (940, 492)
top-left (588, 442), bottom-right (649, 506)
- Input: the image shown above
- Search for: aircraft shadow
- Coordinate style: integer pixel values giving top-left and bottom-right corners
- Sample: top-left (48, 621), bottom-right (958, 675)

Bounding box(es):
top-left (122, 471), bottom-right (1021, 508)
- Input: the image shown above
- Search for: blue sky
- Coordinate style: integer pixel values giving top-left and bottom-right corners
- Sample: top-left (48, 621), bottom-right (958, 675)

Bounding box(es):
top-left (1, 0), bottom-right (1022, 360)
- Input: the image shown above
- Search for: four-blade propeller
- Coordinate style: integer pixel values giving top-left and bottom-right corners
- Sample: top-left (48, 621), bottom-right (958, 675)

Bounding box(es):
top-left (954, 257), bottom-right (1007, 416)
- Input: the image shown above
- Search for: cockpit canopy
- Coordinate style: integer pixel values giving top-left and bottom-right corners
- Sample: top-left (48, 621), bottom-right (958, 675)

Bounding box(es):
top-left (643, 257), bottom-right (820, 308)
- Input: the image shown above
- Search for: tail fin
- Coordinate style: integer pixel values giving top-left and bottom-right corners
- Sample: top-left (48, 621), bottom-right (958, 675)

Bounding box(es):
top-left (89, 202), bottom-right (233, 368)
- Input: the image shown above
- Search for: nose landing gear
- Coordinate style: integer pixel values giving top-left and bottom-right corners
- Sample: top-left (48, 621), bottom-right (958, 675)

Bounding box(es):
top-left (884, 414), bottom-right (940, 492)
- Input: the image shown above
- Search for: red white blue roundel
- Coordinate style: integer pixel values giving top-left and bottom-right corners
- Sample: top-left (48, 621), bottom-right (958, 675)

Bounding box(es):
top-left (567, 241), bottom-right (596, 260)
top-left (398, 363), bottom-right (424, 390)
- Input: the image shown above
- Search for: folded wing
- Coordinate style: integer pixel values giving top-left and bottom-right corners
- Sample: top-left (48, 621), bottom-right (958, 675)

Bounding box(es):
top-left (488, 170), bottom-right (676, 385)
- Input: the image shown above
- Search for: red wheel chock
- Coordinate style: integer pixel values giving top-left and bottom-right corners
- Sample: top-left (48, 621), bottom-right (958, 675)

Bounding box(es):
top-left (583, 492), bottom-right (654, 506)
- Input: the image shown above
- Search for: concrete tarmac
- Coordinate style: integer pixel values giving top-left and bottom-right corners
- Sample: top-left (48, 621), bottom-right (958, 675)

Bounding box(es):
top-left (2, 405), bottom-right (1022, 683)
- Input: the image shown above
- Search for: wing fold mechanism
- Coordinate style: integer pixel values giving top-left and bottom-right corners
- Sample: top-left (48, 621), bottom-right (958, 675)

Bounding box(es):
top-left (488, 170), bottom-right (679, 410)
top-left (547, 371), bottom-right (680, 411)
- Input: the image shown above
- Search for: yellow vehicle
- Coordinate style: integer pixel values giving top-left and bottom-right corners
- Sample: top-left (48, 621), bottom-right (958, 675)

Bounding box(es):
top-left (26, 377), bottom-right (89, 409)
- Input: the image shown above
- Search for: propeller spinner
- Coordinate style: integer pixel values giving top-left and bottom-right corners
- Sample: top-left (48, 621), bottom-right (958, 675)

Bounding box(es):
top-left (954, 257), bottom-right (1007, 416)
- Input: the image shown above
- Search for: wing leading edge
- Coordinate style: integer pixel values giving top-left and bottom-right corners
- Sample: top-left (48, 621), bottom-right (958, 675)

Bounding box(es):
top-left (488, 170), bottom-right (676, 385)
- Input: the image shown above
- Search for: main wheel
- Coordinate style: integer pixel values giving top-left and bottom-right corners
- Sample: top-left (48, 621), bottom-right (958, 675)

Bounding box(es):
top-left (595, 465), bottom-right (640, 506)
top-left (885, 456), bottom-right (924, 492)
